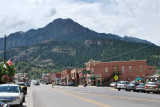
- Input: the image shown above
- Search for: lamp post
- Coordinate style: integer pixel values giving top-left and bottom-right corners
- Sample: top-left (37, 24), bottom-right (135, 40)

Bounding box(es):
top-left (4, 35), bottom-right (7, 64)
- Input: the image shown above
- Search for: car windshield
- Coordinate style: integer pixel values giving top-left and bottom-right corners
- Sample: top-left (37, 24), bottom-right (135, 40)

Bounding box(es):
top-left (118, 81), bottom-right (126, 84)
top-left (0, 86), bottom-right (19, 93)
top-left (17, 83), bottom-right (25, 86)
top-left (146, 82), bottom-right (157, 85)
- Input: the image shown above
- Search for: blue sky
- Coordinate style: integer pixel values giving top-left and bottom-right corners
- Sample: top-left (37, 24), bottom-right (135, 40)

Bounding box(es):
top-left (0, 0), bottom-right (160, 46)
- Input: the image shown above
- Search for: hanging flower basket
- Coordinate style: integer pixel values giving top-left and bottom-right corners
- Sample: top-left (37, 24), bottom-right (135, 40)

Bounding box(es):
top-left (1, 75), bottom-right (9, 83)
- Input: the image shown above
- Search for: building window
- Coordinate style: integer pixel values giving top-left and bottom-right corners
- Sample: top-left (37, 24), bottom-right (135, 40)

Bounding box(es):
top-left (105, 67), bottom-right (108, 74)
top-left (129, 66), bottom-right (132, 72)
top-left (122, 66), bottom-right (125, 73)
top-left (92, 68), bottom-right (94, 74)
top-left (140, 65), bottom-right (142, 72)
top-left (149, 68), bottom-right (152, 70)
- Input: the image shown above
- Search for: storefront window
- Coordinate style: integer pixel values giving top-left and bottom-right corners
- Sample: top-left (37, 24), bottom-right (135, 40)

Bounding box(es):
top-left (122, 66), bottom-right (125, 73)
top-left (92, 68), bottom-right (94, 74)
top-left (105, 67), bottom-right (108, 74)
top-left (129, 66), bottom-right (132, 72)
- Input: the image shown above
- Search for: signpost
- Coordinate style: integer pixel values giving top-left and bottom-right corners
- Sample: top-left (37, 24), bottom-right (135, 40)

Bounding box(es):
top-left (114, 75), bottom-right (118, 81)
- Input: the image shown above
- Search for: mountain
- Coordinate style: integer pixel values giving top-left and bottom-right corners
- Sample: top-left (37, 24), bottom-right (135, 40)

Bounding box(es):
top-left (0, 18), bottom-right (154, 51)
top-left (1, 39), bottom-right (160, 71)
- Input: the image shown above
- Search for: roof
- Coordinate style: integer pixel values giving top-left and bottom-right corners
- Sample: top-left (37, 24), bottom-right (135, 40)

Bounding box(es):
top-left (0, 84), bottom-right (18, 86)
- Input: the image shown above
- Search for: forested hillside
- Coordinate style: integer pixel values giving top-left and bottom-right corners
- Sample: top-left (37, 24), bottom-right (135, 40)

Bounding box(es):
top-left (0, 38), bottom-right (160, 79)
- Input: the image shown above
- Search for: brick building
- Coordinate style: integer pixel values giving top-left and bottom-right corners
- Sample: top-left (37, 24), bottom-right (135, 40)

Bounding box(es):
top-left (61, 68), bottom-right (72, 85)
top-left (54, 72), bottom-right (61, 83)
top-left (71, 68), bottom-right (85, 85)
top-left (85, 59), bottom-right (155, 86)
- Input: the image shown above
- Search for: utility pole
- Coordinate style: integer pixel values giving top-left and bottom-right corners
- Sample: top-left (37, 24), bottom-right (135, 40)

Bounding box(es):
top-left (4, 35), bottom-right (7, 64)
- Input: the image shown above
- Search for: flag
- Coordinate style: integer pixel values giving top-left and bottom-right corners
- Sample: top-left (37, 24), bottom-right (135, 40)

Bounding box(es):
top-left (78, 72), bottom-right (83, 76)
top-left (7, 58), bottom-right (12, 66)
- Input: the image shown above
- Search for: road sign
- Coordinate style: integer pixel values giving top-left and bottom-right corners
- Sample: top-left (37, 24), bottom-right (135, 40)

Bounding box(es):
top-left (114, 75), bottom-right (118, 80)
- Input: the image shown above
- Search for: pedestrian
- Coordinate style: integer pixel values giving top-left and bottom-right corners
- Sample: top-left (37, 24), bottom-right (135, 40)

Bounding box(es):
top-left (52, 82), bottom-right (54, 88)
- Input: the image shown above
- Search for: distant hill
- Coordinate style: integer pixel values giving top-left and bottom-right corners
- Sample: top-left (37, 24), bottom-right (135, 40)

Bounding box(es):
top-left (1, 39), bottom-right (160, 72)
top-left (0, 18), bottom-right (154, 51)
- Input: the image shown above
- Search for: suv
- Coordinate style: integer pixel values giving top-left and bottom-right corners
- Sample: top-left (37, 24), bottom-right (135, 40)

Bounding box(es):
top-left (126, 81), bottom-right (139, 92)
top-left (0, 84), bottom-right (24, 107)
top-left (145, 81), bottom-right (159, 94)
top-left (117, 81), bottom-right (129, 91)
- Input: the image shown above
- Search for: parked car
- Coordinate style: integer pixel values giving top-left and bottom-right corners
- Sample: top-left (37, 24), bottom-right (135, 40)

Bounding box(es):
top-left (25, 82), bottom-right (30, 87)
top-left (110, 82), bottom-right (116, 87)
top-left (145, 82), bottom-right (159, 94)
top-left (68, 82), bottom-right (76, 86)
top-left (35, 81), bottom-right (40, 86)
top-left (126, 81), bottom-right (139, 92)
top-left (117, 81), bottom-right (129, 91)
top-left (136, 83), bottom-right (146, 93)
top-left (45, 81), bottom-right (49, 85)
top-left (0, 84), bottom-right (25, 107)
top-left (16, 82), bottom-right (27, 95)
top-left (62, 82), bottom-right (66, 86)
top-left (158, 81), bottom-right (160, 94)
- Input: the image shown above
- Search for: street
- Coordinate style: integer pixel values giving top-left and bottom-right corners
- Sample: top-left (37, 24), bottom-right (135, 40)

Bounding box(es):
top-left (25, 84), bottom-right (160, 107)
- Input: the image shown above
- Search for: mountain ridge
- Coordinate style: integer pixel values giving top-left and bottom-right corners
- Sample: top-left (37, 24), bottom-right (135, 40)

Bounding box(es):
top-left (0, 18), bottom-right (154, 51)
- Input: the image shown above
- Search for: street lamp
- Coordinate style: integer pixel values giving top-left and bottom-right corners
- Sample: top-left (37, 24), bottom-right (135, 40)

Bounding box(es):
top-left (4, 35), bottom-right (7, 64)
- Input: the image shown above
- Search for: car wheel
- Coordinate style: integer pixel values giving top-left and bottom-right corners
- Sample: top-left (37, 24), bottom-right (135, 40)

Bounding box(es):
top-left (118, 89), bottom-right (120, 91)
top-left (147, 92), bottom-right (150, 94)
top-left (17, 102), bottom-right (23, 107)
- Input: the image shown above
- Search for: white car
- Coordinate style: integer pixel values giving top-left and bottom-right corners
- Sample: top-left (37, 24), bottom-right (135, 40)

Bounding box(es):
top-left (110, 82), bottom-right (116, 87)
top-left (0, 84), bottom-right (24, 107)
top-left (117, 81), bottom-right (129, 91)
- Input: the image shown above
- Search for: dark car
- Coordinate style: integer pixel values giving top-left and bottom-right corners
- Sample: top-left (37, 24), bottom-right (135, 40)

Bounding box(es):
top-left (126, 81), bottom-right (139, 92)
top-left (145, 82), bottom-right (159, 94)
top-left (136, 83), bottom-right (146, 92)
top-left (68, 82), bottom-right (76, 86)
top-left (26, 82), bottom-right (31, 87)
top-left (16, 82), bottom-right (27, 95)
top-left (45, 81), bottom-right (49, 85)
top-left (35, 81), bottom-right (40, 86)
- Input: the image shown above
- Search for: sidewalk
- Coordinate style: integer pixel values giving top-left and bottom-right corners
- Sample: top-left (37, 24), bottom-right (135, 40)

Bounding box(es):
top-left (23, 86), bottom-right (34, 107)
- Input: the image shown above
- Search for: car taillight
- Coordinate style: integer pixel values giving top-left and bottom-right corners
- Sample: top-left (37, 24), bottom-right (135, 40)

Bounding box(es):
top-left (135, 85), bottom-right (137, 87)
top-left (145, 85), bottom-right (148, 88)
top-left (17, 97), bottom-right (19, 99)
top-left (154, 84), bottom-right (158, 88)
top-left (154, 86), bottom-right (158, 88)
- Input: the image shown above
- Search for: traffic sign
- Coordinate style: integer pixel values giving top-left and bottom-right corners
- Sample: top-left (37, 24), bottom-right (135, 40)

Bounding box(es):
top-left (114, 75), bottom-right (118, 80)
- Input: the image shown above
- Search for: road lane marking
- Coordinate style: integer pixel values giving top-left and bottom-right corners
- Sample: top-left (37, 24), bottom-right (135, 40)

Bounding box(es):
top-left (55, 88), bottom-right (160, 103)
top-left (53, 89), bottom-right (112, 107)
top-left (109, 89), bottom-right (117, 90)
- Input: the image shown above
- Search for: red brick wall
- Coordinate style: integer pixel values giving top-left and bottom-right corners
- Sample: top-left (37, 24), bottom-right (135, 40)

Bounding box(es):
top-left (86, 60), bottom-right (155, 82)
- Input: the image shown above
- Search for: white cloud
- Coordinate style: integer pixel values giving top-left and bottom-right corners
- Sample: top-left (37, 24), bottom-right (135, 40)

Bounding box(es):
top-left (0, 0), bottom-right (160, 45)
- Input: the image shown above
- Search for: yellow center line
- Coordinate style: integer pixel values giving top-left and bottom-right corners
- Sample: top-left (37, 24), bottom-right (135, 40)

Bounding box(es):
top-left (55, 88), bottom-right (160, 103)
top-left (52, 88), bottom-right (112, 107)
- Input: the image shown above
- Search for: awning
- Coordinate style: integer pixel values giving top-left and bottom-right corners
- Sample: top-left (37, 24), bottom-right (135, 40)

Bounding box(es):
top-left (90, 76), bottom-right (95, 80)
top-left (147, 74), bottom-right (160, 78)
top-left (136, 77), bottom-right (142, 81)
top-left (86, 70), bottom-right (90, 74)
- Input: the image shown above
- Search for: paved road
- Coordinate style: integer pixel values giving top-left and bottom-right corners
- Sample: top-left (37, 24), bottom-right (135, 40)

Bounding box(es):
top-left (32, 84), bottom-right (160, 107)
